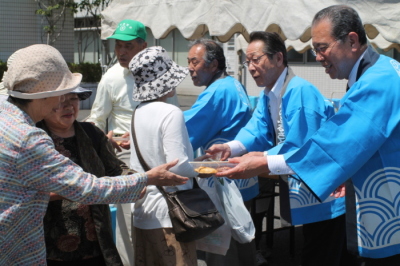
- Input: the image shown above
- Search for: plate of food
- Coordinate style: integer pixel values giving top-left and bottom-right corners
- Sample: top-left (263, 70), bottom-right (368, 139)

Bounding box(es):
top-left (189, 161), bottom-right (237, 175)
top-left (113, 137), bottom-right (129, 145)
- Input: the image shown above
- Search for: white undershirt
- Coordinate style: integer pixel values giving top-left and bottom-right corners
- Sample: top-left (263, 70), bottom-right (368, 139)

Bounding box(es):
top-left (228, 68), bottom-right (288, 157)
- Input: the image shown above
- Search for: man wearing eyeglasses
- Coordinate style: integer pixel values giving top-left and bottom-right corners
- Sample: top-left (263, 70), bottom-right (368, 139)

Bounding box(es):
top-left (216, 4), bottom-right (400, 265)
top-left (184, 39), bottom-right (257, 266)
top-left (207, 31), bottom-right (349, 265)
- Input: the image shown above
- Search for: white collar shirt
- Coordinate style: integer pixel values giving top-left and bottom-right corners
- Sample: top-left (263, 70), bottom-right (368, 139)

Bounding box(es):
top-left (228, 67), bottom-right (288, 156)
top-left (266, 67), bottom-right (288, 131)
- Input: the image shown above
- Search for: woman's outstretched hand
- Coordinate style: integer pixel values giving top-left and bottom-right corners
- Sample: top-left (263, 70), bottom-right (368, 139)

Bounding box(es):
top-left (146, 159), bottom-right (189, 186)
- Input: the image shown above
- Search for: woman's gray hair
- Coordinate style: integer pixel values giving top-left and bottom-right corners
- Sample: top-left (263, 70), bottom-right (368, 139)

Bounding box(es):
top-left (189, 39), bottom-right (226, 70)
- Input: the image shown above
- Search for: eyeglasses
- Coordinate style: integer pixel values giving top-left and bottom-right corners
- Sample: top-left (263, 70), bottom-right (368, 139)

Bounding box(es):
top-left (243, 53), bottom-right (268, 67)
top-left (62, 95), bottom-right (80, 105)
top-left (59, 94), bottom-right (65, 103)
top-left (311, 40), bottom-right (338, 56)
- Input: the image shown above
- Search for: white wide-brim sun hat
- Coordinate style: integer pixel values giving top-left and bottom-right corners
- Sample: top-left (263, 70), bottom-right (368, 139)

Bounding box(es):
top-left (3, 44), bottom-right (82, 99)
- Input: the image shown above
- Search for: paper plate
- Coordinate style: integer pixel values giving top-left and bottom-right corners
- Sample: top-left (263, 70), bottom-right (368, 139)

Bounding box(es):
top-left (189, 161), bottom-right (237, 174)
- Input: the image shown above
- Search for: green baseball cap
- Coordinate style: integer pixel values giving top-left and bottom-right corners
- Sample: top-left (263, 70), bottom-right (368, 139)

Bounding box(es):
top-left (107, 19), bottom-right (147, 41)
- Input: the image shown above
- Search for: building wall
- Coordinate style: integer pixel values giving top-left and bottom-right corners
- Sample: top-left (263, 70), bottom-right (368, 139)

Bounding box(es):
top-left (74, 30), bottom-right (101, 63)
top-left (55, 12), bottom-right (75, 63)
top-left (0, 0), bottom-right (74, 63)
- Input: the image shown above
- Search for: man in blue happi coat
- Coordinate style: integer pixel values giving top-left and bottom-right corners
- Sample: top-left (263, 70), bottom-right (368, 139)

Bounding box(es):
top-left (218, 5), bottom-right (400, 265)
top-left (208, 31), bottom-right (349, 266)
top-left (184, 39), bottom-right (256, 265)
top-left (185, 39), bottom-right (251, 153)
top-left (185, 39), bottom-right (257, 202)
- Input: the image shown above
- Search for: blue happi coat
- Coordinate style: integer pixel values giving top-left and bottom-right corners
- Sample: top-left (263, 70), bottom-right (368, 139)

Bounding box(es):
top-left (285, 47), bottom-right (400, 258)
top-left (184, 74), bottom-right (257, 200)
top-left (236, 67), bottom-right (345, 225)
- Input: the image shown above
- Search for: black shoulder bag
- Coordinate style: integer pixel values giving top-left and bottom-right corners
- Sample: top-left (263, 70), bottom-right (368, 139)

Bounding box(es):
top-left (131, 106), bottom-right (224, 242)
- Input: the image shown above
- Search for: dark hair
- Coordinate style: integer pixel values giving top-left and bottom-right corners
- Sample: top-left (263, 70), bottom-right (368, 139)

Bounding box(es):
top-left (249, 31), bottom-right (288, 67)
top-left (312, 5), bottom-right (367, 45)
top-left (8, 96), bottom-right (32, 106)
top-left (189, 39), bottom-right (226, 70)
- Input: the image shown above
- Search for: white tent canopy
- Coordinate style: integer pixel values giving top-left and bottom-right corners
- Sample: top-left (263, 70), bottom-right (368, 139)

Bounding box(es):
top-left (101, 0), bottom-right (400, 52)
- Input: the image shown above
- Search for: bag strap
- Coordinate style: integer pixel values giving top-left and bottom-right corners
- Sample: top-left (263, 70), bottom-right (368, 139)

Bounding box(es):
top-left (132, 105), bottom-right (199, 193)
top-left (132, 106), bottom-right (151, 172)
top-left (132, 105), bottom-right (168, 196)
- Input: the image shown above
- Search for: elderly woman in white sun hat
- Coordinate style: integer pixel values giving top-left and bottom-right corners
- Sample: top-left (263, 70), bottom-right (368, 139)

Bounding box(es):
top-left (0, 44), bottom-right (188, 265)
top-left (128, 46), bottom-right (198, 265)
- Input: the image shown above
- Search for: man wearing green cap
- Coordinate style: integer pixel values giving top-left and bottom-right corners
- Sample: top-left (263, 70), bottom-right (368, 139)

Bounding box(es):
top-left (87, 19), bottom-right (146, 266)
top-left (87, 19), bottom-right (179, 265)
top-left (87, 19), bottom-right (148, 152)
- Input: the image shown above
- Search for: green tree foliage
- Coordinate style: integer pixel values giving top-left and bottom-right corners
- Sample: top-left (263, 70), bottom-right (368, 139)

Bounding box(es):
top-left (35, 0), bottom-right (77, 45)
top-left (75, 0), bottom-right (113, 64)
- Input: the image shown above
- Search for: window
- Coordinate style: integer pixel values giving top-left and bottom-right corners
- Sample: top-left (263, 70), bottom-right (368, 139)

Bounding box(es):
top-left (173, 30), bottom-right (190, 66)
top-left (374, 47), bottom-right (393, 58)
top-left (394, 49), bottom-right (400, 61)
top-left (74, 17), bottom-right (100, 29)
top-left (158, 34), bottom-right (173, 56)
top-left (287, 49), bottom-right (304, 63)
top-left (286, 49), bottom-right (318, 64)
top-left (306, 49), bottom-right (317, 63)
top-left (146, 29), bottom-right (156, 46)
top-left (374, 47), bottom-right (400, 61)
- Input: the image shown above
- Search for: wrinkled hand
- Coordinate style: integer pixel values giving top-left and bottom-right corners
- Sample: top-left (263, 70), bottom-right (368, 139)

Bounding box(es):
top-left (330, 184), bottom-right (345, 198)
top-left (107, 130), bottom-right (122, 152)
top-left (242, 151), bottom-right (264, 158)
top-left (216, 155), bottom-right (269, 179)
top-left (146, 159), bottom-right (189, 186)
top-left (119, 132), bottom-right (130, 150)
top-left (206, 144), bottom-right (231, 161)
